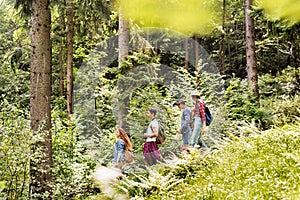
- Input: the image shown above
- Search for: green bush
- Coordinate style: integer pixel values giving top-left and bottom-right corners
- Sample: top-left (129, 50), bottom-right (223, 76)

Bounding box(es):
top-left (117, 121), bottom-right (300, 199)
top-left (0, 100), bottom-right (31, 199)
top-left (0, 101), bottom-right (98, 199)
top-left (221, 67), bottom-right (300, 132)
top-left (0, 70), bottom-right (30, 108)
top-left (223, 77), bottom-right (273, 131)
top-left (261, 95), bottom-right (300, 126)
top-left (259, 66), bottom-right (300, 97)
top-left (51, 108), bottom-right (99, 199)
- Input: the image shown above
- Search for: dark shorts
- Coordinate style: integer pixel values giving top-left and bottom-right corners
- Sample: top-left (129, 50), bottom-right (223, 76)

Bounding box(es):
top-left (143, 141), bottom-right (161, 165)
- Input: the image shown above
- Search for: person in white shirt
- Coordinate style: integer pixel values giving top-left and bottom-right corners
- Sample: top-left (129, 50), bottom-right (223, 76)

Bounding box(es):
top-left (143, 108), bottom-right (161, 165)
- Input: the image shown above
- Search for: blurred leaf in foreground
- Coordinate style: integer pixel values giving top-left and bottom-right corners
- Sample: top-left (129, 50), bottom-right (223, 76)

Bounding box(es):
top-left (256, 0), bottom-right (300, 23)
top-left (117, 0), bottom-right (221, 35)
top-left (0, 181), bottom-right (5, 192)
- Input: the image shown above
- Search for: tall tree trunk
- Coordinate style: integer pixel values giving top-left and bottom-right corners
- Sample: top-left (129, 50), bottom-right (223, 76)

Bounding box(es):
top-left (235, 20), bottom-right (239, 68)
top-left (66, 0), bottom-right (74, 120)
top-left (245, 0), bottom-right (259, 99)
top-left (30, 0), bottom-right (53, 198)
top-left (194, 35), bottom-right (199, 71)
top-left (219, 0), bottom-right (226, 75)
top-left (59, 38), bottom-right (64, 97)
top-left (184, 37), bottom-right (189, 70)
top-left (59, 13), bottom-right (66, 97)
top-left (118, 10), bottom-right (129, 130)
top-left (118, 11), bottom-right (129, 62)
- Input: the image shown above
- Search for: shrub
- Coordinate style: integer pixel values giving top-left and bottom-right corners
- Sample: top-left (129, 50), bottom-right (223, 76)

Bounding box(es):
top-left (259, 66), bottom-right (300, 97)
top-left (117, 121), bottom-right (300, 199)
top-left (0, 100), bottom-right (31, 199)
top-left (0, 101), bottom-right (98, 199)
top-left (51, 108), bottom-right (99, 199)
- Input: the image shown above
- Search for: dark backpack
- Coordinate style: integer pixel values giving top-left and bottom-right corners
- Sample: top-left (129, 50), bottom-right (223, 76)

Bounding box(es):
top-left (204, 104), bottom-right (213, 126)
top-left (151, 121), bottom-right (166, 144)
top-left (196, 100), bottom-right (213, 126)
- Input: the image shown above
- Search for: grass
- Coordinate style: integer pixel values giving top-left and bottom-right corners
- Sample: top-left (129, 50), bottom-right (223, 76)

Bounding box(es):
top-left (117, 121), bottom-right (300, 199)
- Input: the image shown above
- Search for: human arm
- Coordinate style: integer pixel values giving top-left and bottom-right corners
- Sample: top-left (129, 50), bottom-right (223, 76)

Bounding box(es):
top-left (144, 126), bottom-right (158, 138)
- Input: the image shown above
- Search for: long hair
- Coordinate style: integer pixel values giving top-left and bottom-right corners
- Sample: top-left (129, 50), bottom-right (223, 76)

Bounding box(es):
top-left (117, 128), bottom-right (133, 150)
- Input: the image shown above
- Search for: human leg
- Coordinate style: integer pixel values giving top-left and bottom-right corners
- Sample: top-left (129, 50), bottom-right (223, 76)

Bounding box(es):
top-left (197, 133), bottom-right (208, 148)
top-left (143, 142), bottom-right (161, 165)
top-left (190, 117), bottom-right (201, 147)
top-left (196, 121), bottom-right (207, 148)
top-left (182, 129), bottom-right (191, 151)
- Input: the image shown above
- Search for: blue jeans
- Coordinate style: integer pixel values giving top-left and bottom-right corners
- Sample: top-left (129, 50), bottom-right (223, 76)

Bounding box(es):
top-left (182, 128), bottom-right (192, 147)
top-left (191, 117), bottom-right (207, 148)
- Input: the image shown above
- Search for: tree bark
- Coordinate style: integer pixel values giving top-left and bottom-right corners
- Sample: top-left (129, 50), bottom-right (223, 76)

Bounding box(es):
top-left (235, 20), bottom-right (239, 68)
top-left (59, 12), bottom-right (66, 97)
top-left (59, 37), bottom-right (64, 97)
top-left (66, 0), bottom-right (74, 120)
top-left (29, 0), bottom-right (53, 198)
top-left (219, 0), bottom-right (226, 75)
top-left (118, 10), bottom-right (129, 130)
top-left (184, 37), bottom-right (189, 70)
top-left (245, 0), bottom-right (259, 99)
top-left (194, 35), bottom-right (199, 71)
top-left (118, 11), bottom-right (129, 63)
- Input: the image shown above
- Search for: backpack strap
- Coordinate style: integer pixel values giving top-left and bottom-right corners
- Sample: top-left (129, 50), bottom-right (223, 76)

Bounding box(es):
top-left (150, 120), bottom-right (159, 137)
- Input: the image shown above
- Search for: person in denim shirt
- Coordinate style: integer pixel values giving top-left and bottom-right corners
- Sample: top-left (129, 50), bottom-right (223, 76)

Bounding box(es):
top-left (174, 99), bottom-right (192, 151)
top-left (114, 128), bottom-right (132, 168)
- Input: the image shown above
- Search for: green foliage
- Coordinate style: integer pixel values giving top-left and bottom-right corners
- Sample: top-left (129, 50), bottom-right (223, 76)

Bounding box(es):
top-left (225, 77), bottom-right (267, 124)
top-left (256, 0), bottom-right (300, 23)
top-left (0, 70), bottom-right (30, 107)
top-left (118, 0), bottom-right (222, 35)
top-left (259, 66), bottom-right (300, 97)
top-left (0, 100), bottom-right (31, 199)
top-left (261, 95), bottom-right (300, 127)
top-left (0, 1), bottom-right (30, 108)
top-left (200, 67), bottom-right (300, 143)
top-left (197, 71), bottom-right (225, 103)
top-left (118, 122), bottom-right (300, 199)
top-left (0, 101), bottom-right (98, 199)
top-left (51, 108), bottom-right (99, 199)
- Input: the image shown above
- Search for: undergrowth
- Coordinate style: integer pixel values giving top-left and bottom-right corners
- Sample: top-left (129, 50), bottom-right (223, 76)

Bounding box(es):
top-left (117, 121), bottom-right (300, 199)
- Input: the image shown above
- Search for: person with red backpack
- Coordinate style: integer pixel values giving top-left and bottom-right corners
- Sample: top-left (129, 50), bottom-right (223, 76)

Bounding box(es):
top-left (190, 90), bottom-right (208, 148)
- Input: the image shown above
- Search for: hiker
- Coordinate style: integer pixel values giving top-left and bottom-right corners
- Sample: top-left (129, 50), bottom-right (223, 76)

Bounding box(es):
top-left (174, 99), bottom-right (192, 151)
top-left (190, 90), bottom-right (208, 148)
top-left (143, 108), bottom-right (161, 165)
top-left (114, 128), bottom-right (132, 168)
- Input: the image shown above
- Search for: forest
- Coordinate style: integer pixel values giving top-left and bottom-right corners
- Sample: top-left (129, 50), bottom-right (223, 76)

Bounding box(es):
top-left (0, 0), bottom-right (300, 199)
